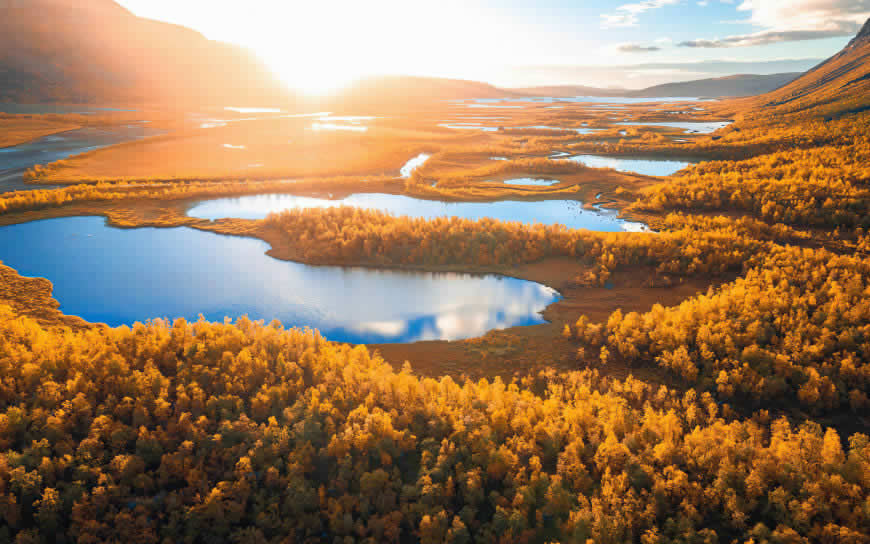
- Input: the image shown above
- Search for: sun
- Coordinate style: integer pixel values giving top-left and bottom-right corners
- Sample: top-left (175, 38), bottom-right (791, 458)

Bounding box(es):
top-left (219, 0), bottom-right (490, 96)
top-left (265, 55), bottom-right (362, 96)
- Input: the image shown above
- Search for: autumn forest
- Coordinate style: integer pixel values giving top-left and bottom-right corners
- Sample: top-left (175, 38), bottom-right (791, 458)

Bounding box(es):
top-left (1, 2), bottom-right (870, 543)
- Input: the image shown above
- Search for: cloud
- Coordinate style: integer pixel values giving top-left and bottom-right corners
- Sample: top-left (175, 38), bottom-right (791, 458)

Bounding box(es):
top-left (679, 22), bottom-right (861, 48)
top-left (680, 0), bottom-right (870, 47)
top-left (601, 0), bottom-right (680, 28)
top-left (618, 43), bottom-right (663, 52)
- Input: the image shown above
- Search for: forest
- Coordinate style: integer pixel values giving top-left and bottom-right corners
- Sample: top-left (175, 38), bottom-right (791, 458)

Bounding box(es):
top-left (0, 309), bottom-right (867, 543)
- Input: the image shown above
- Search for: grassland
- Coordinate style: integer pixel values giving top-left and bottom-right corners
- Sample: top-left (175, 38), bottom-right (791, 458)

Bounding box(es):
top-left (0, 115), bottom-right (80, 148)
top-left (18, 99), bottom-right (719, 184)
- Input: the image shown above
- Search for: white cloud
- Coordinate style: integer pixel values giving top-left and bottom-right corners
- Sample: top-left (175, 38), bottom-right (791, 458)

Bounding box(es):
top-left (601, 0), bottom-right (680, 28)
top-left (617, 42), bottom-right (663, 52)
top-left (681, 0), bottom-right (870, 47)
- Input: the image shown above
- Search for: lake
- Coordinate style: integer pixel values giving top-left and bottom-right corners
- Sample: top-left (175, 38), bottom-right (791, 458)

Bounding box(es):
top-left (567, 154), bottom-right (693, 176)
top-left (615, 121), bottom-right (732, 134)
top-left (502, 178), bottom-right (560, 186)
top-left (187, 193), bottom-right (648, 231)
top-left (0, 217), bottom-right (560, 344)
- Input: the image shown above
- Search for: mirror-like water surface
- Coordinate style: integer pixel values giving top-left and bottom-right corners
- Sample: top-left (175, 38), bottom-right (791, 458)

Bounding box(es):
top-left (187, 193), bottom-right (648, 231)
top-left (615, 121), bottom-right (732, 134)
top-left (568, 154), bottom-right (692, 176)
top-left (0, 217), bottom-right (559, 344)
top-left (501, 178), bottom-right (560, 186)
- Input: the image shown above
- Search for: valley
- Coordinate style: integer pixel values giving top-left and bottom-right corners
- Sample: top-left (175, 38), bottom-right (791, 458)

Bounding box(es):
top-left (0, 2), bottom-right (868, 542)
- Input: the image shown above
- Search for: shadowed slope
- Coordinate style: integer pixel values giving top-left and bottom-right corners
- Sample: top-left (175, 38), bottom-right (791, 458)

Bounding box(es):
top-left (0, 0), bottom-right (294, 107)
top-left (738, 17), bottom-right (870, 118)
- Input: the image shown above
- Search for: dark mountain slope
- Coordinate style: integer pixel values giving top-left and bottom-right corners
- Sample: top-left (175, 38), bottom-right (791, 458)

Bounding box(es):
top-left (739, 17), bottom-right (870, 118)
top-left (0, 0), bottom-right (294, 107)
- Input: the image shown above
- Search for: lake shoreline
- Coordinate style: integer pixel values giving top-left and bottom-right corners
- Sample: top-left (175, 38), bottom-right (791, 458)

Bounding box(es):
top-left (0, 194), bottom-right (715, 380)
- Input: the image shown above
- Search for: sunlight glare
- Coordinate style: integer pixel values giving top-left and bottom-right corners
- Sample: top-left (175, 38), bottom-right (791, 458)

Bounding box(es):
top-left (220, 0), bottom-right (491, 95)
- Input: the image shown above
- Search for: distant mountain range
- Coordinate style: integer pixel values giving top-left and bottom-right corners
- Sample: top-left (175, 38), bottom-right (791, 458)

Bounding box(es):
top-left (321, 76), bottom-right (517, 112)
top-left (1, 0), bottom-right (865, 112)
top-left (0, 0), bottom-right (294, 107)
top-left (509, 73), bottom-right (802, 99)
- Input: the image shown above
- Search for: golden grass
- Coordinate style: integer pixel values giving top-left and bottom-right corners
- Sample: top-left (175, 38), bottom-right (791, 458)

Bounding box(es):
top-left (25, 116), bottom-right (481, 183)
top-left (20, 101), bottom-right (732, 185)
top-left (0, 260), bottom-right (89, 329)
top-left (0, 117), bottom-right (80, 148)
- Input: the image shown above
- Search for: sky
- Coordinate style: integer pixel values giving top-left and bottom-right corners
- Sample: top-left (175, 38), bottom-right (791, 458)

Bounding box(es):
top-left (115, 0), bottom-right (870, 93)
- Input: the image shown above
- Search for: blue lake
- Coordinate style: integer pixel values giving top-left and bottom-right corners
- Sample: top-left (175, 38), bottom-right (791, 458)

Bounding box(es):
top-left (502, 178), bottom-right (560, 186)
top-left (615, 121), bottom-right (731, 134)
top-left (567, 155), bottom-right (693, 176)
top-left (187, 193), bottom-right (648, 232)
top-left (0, 217), bottom-right (560, 344)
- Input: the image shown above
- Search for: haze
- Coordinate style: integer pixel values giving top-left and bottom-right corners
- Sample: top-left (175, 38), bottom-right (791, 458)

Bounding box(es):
top-left (117, 0), bottom-right (868, 93)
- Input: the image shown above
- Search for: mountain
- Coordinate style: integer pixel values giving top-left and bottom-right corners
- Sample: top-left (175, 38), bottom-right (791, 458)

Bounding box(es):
top-left (508, 73), bottom-right (801, 99)
top-left (742, 17), bottom-right (870, 117)
top-left (0, 0), bottom-right (294, 107)
top-left (324, 75), bottom-right (518, 112)
top-left (510, 85), bottom-right (630, 98)
top-left (637, 73), bottom-right (800, 98)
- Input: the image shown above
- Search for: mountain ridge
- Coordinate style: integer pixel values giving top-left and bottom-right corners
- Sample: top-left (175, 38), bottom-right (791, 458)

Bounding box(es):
top-left (507, 73), bottom-right (802, 99)
top-left (739, 17), bottom-right (870, 118)
top-left (0, 0), bottom-right (294, 107)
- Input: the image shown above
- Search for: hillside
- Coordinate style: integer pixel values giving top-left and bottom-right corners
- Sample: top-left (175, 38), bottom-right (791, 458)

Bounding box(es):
top-left (510, 73), bottom-right (801, 99)
top-left (638, 72), bottom-right (800, 98)
top-left (510, 85), bottom-right (630, 98)
top-left (738, 17), bottom-right (870, 118)
top-left (0, 0), bottom-right (294, 107)
top-left (324, 75), bottom-right (518, 112)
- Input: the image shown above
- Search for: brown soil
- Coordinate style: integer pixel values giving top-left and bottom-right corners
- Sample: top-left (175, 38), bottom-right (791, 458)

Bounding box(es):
top-left (373, 261), bottom-right (724, 380)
